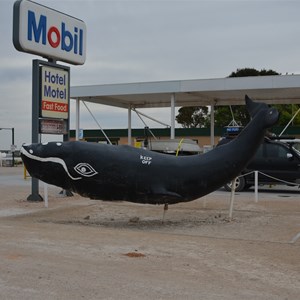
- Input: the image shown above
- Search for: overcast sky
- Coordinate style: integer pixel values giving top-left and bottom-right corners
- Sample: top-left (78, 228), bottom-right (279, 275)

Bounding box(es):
top-left (1, 0), bottom-right (300, 150)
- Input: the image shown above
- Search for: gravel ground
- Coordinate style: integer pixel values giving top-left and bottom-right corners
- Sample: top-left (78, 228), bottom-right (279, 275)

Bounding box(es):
top-left (0, 166), bottom-right (299, 299)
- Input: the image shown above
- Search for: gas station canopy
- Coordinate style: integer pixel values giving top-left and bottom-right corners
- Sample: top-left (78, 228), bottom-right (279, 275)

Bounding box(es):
top-left (70, 74), bottom-right (300, 144)
top-left (70, 75), bottom-right (300, 108)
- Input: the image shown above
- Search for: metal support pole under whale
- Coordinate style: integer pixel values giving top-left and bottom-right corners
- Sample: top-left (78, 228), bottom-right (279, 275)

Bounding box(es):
top-left (21, 95), bottom-right (279, 205)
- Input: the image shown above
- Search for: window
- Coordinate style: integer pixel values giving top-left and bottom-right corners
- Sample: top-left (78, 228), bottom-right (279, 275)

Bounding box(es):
top-left (265, 143), bottom-right (289, 159)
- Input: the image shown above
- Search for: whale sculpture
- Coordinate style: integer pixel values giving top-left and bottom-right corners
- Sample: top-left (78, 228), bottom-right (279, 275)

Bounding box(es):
top-left (21, 96), bottom-right (279, 205)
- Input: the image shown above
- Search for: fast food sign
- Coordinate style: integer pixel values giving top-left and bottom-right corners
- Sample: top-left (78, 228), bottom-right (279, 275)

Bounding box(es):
top-left (41, 65), bottom-right (69, 119)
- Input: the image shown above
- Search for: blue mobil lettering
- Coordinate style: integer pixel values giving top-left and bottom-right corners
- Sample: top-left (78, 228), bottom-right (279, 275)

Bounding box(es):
top-left (27, 10), bottom-right (83, 56)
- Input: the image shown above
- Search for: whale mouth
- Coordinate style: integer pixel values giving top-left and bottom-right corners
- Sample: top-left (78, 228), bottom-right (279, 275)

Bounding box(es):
top-left (21, 144), bottom-right (82, 181)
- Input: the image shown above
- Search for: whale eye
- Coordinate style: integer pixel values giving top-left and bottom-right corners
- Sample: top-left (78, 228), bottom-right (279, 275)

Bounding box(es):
top-left (74, 163), bottom-right (98, 177)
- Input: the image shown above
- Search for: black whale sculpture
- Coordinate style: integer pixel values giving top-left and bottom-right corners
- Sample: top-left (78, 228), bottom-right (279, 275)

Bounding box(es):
top-left (21, 96), bottom-right (279, 205)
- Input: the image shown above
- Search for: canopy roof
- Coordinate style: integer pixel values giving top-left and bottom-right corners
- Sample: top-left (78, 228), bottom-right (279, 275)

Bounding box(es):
top-left (70, 75), bottom-right (300, 108)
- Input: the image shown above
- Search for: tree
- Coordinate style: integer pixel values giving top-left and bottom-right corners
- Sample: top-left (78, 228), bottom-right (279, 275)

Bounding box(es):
top-left (176, 68), bottom-right (300, 128)
top-left (276, 104), bottom-right (300, 126)
top-left (214, 68), bottom-right (279, 127)
top-left (176, 106), bottom-right (210, 128)
top-left (228, 68), bottom-right (279, 77)
top-left (214, 106), bottom-right (249, 128)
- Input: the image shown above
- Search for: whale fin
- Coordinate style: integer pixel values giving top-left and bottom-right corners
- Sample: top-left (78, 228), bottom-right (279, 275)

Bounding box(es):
top-left (152, 186), bottom-right (182, 200)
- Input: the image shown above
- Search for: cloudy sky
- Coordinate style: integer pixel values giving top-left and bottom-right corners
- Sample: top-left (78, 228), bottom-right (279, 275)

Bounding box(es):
top-left (1, 0), bottom-right (300, 150)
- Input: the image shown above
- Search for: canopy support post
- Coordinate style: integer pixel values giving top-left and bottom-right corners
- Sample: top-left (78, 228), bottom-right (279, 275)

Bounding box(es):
top-left (128, 104), bottom-right (132, 145)
top-left (75, 98), bottom-right (80, 141)
top-left (210, 101), bottom-right (215, 146)
top-left (171, 93), bottom-right (175, 139)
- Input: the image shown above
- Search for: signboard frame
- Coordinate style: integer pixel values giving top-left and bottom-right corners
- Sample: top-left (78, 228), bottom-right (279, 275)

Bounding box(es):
top-left (28, 59), bottom-right (70, 201)
top-left (32, 59), bottom-right (70, 137)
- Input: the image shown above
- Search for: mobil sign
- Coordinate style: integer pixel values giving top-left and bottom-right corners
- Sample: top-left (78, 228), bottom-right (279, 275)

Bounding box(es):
top-left (13, 0), bottom-right (86, 65)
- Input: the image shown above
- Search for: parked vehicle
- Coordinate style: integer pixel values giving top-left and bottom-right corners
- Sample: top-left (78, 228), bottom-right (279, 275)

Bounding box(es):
top-left (147, 138), bottom-right (201, 156)
top-left (219, 137), bottom-right (300, 191)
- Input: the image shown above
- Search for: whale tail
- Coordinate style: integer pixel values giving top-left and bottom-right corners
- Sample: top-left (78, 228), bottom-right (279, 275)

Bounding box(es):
top-left (245, 95), bottom-right (268, 119)
top-left (245, 95), bottom-right (279, 128)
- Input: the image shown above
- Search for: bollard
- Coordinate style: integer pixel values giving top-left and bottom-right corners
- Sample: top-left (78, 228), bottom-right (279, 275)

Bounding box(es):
top-left (229, 177), bottom-right (237, 221)
top-left (254, 170), bottom-right (258, 202)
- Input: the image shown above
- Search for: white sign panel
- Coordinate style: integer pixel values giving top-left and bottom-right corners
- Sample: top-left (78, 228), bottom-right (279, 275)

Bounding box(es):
top-left (39, 119), bottom-right (67, 134)
top-left (41, 66), bottom-right (69, 119)
top-left (13, 0), bottom-right (86, 65)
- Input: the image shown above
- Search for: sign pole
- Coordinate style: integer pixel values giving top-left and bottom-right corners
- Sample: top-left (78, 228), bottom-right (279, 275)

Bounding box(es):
top-left (27, 59), bottom-right (43, 201)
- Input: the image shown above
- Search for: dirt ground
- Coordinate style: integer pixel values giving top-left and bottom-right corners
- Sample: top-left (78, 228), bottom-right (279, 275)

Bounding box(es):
top-left (0, 166), bottom-right (299, 299)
